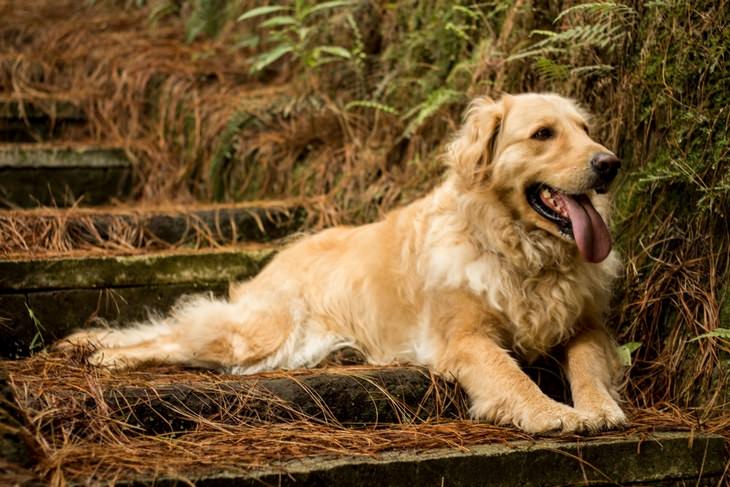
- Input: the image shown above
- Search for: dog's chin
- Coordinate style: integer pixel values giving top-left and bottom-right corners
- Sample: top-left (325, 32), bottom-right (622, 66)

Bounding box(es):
top-left (524, 183), bottom-right (613, 264)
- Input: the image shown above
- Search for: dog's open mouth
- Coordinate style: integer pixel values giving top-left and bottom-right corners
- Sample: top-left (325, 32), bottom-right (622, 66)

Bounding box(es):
top-left (527, 183), bottom-right (612, 263)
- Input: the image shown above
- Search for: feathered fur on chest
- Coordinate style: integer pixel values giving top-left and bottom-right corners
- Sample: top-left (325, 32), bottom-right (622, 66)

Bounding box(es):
top-left (415, 188), bottom-right (619, 359)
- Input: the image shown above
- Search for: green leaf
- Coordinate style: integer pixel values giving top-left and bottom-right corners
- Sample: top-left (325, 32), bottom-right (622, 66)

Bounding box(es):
top-left (238, 5), bottom-right (291, 22)
top-left (617, 342), bottom-right (641, 367)
top-left (249, 44), bottom-right (294, 72)
top-left (317, 46), bottom-right (352, 59)
top-left (259, 15), bottom-right (298, 29)
top-left (232, 35), bottom-right (260, 50)
top-left (451, 5), bottom-right (480, 19)
top-left (689, 328), bottom-right (730, 342)
top-left (303, 0), bottom-right (355, 19)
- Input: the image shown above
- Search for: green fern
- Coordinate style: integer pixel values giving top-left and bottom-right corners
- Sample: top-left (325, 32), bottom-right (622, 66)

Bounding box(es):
top-left (238, 0), bottom-right (356, 74)
top-left (554, 2), bottom-right (637, 23)
top-left (209, 111), bottom-right (261, 201)
top-left (534, 57), bottom-right (570, 82)
top-left (508, 3), bottom-right (636, 83)
top-left (186, 0), bottom-right (229, 42)
top-left (402, 88), bottom-right (463, 138)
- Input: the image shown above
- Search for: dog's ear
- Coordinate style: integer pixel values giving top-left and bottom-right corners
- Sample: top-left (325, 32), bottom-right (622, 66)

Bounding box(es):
top-left (446, 96), bottom-right (504, 187)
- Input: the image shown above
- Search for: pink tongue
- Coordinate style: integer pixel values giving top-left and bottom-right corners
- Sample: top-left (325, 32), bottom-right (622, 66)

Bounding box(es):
top-left (561, 194), bottom-right (612, 263)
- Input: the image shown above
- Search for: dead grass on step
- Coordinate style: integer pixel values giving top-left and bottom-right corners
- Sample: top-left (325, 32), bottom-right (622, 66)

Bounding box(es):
top-left (3, 352), bottom-right (728, 485)
top-left (0, 198), bottom-right (335, 258)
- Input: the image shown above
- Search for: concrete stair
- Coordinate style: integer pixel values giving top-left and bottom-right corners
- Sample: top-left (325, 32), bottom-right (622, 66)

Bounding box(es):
top-left (0, 245), bottom-right (277, 358)
top-left (0, 145), bottom-right (133, 207)
top-left (148, 432), bottom-right (726, 486)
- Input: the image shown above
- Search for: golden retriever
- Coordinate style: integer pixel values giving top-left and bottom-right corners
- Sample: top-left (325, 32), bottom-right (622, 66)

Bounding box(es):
top-left (59, 93), bottom-right (627, 434)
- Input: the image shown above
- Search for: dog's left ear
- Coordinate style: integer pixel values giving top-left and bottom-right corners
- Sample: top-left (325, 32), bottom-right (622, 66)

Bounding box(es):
top-left (446, 96), bottom-right (505, 187)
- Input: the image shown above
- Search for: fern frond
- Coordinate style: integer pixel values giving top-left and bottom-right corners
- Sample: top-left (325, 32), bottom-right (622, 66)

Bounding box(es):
top-left (346, 100), bottom-right (399, 115)
top-left (534, 57), bottom-right (570, 82)
top-left (402, 89), bottom-right (462, 137)
top-left (555, 2), bottom-right (637, 23)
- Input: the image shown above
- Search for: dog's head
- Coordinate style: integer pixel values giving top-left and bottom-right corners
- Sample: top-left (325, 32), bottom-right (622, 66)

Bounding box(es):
top-left (447, 93), bottom-right (620, 264)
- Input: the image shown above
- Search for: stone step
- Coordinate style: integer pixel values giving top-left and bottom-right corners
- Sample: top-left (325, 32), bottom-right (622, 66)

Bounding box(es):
top-left (163, 432), bottom-right (725, 487)
top-left (0, 200), bottom-right (307, 254)
top-left (0, 246), bottom-right (277, 357)
top-left (0, 145), bottom-right (132, 207)
top-left (3, 355), bottom-right (725, 485)
top-left (74, 366), bottom-right (464, 434)
top-left (0, 99), bottom-right (86, 143)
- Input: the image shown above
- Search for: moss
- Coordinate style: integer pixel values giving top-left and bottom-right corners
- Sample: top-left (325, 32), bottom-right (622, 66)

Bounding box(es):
top-left (0, 247), bottom-right (276, 291)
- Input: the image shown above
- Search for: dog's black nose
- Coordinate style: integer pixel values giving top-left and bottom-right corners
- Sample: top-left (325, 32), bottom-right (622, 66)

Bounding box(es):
top-left (591, 152), bottom-right (621, 184)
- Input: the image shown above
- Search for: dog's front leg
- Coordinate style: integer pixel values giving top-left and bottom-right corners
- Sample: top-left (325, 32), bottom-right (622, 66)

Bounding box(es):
top-left (562, 326), bottom-right (628, 431)
top-left (437, 331), bottom-right (591, 433)
top-left (431, 296), bottom-right (591, 433)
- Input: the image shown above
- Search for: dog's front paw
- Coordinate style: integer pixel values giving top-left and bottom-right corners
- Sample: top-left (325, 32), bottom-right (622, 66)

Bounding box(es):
top-left (580, 402), bottom-right (628, 432)
top-left (516, 402), bottom-right (592, 434)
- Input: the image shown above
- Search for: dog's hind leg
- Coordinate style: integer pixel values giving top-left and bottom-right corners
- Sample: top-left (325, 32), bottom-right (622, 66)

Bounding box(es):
top-left (65, 292), bottom-right (297, 371)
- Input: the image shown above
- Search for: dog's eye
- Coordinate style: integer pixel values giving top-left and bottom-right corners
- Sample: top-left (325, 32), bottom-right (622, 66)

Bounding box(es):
top-left (582, 124), bottom-right (590, 135)
top-left (531, 128), bottom-right (553, 140)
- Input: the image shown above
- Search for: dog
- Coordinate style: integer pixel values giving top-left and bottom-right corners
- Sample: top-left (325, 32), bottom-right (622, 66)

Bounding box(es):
top-left (58, 93), bottom-right (627, 434)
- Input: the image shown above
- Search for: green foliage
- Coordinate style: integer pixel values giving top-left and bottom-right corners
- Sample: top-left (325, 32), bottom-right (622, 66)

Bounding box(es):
top-left (238, 0), bottom-right (356, 73)
top-left (186, 0), bottom-right (230, 42)
top-left (508, 2), bottom-right (636, 85)
top-left (402, 88), bottom-right (463, 137)
top-left (25, 303), bottom-right (45, 354)
top-left (378, 1), bottom-right (492, 137)
top-left (617, 342), bottom-right (642, 367)
top-left (209, 111), bottom-right (261, 201)
top-left (689, 329), bottom-right (730, 342)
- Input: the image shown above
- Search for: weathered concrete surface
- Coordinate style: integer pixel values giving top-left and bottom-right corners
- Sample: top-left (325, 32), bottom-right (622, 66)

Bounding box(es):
top-left (0, 146), bottom-right (129, 168)
top-left (0, 247), bottom-right (277, 357)
top-left (0, 146), bottom-right (131, 207)
top-left (0, 282), bottom-right (229, 358)
top-left (123, 432), bottom-right (726, 487)
top-left (0, 246), bottom-right (276, 291)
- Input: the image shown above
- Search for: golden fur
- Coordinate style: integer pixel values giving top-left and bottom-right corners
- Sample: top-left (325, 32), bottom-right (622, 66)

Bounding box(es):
top-left (59, 93), bottom-right (627, 434)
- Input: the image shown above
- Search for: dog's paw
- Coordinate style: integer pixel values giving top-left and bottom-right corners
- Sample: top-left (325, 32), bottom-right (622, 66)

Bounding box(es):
top-left (580, 402), bottom-right (628, 432)
top-left (517, 402), bottom-right (592, 434)
top-left (53, 330), bottom-right (105, 352)
top-left (87, 349), bottom-right (135, 370)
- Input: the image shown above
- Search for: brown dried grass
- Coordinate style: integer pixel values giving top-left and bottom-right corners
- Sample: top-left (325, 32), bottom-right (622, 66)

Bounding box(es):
top-left (0, 198), bottom-right (332, 258)
top-left (3, 352), bottom-right (727, 485)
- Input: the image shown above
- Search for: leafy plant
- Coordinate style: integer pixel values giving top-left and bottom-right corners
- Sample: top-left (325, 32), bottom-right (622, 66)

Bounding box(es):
top-left (238, 0), bottom-right (356, 73)
top-left (186, 0), bottom-right (230, 42)
top-left (617, 342), bottom-right (641, 367)
top-left (379, 2), bottom-right (487, 137)
top-left (508, 2), bottom-right (637, 83)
